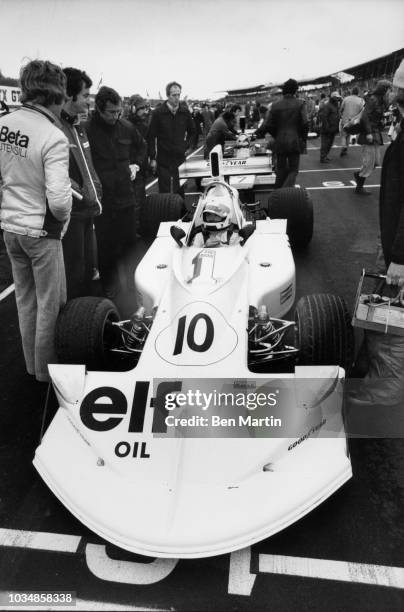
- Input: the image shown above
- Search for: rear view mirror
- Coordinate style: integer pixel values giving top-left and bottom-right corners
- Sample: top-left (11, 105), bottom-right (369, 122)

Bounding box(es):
top-left (239, 224), bottom-right (255, 246)
top-left (170, 225), bottom-right (186, 248)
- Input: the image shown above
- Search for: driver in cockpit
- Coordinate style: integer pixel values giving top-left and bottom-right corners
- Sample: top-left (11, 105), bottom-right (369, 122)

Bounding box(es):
top-left (191, 197), bottom-right (239, 248)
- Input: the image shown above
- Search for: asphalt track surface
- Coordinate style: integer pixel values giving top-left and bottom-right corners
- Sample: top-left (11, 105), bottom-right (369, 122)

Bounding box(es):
top-left (0, 138), bottom-right (403, 611)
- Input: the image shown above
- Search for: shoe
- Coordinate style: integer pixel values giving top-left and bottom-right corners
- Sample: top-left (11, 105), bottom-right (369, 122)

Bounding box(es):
top-left (355, 187), bottom-right (371, 196)
top-left (325, 157), bottom-right (331, 161)
top-left (320, 158), bottom-right (330, 163)
top-left (340, 148), bottom-right (347, 157)
top-left (354, 173), bottom-right (371, 195)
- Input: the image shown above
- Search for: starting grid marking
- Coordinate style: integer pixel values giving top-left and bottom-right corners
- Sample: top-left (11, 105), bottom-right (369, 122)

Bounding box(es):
top-left (304, 184), bottom-right (380, 191)
top-left (0, 283), bottom-right (14, 302)
top-left (1, 528), bottom-right (403, 596)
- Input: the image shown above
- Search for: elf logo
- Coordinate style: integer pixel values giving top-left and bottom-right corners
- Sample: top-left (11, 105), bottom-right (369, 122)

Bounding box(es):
top-left (79, 381), bottom-right (181, 458)
top-left (0, 125), bottom-right (29, 148)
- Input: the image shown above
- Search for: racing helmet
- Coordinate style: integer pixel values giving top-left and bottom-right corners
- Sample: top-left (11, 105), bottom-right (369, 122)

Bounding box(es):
top-left (236, 133), bottom-right (250, 148)
top-left (201, 197), bottom-right (232, 231)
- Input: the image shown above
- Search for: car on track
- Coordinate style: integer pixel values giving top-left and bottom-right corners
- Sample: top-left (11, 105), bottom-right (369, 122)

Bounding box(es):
top-left (34, 146), bottom-right (354, 559)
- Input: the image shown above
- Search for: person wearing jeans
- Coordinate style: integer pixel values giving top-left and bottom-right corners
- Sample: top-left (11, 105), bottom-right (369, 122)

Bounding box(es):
top-left (0, 60), bottom-right (72, 382)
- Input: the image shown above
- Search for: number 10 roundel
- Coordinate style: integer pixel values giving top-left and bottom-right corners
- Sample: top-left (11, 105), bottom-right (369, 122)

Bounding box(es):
top-left (155, 301), bottom-right (239, 366)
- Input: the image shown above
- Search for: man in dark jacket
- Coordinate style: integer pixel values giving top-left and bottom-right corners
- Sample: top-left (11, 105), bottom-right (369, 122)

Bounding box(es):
top-left (201, 103), bottom-right (214, 139)
top-left (256, 78), bottom-right (308, 188)
top-left (60, 67), bottom-right (102, 299)
top-left (204, 110), bottom-right (237, 159)
top-left (127, 94), bottom-right (150, 233)
top-left (86, 86), bottom-right (146, 297)
top-left (319, 91), bottom-right (341, 163)
top-left (148, 81), bottom-right (195, 196)
top-left (354, 79), bottom-right (392, 195)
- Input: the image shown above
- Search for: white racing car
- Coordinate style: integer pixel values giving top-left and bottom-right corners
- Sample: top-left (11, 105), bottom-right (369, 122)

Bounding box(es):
top-left (34, 146), bottom-right (353, 559)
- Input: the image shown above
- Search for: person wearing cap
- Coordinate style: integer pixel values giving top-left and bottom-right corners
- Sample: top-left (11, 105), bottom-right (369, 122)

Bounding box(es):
top-left (256, 78), bottom-right (308, 188)
top-left (349, 61), bottom-right (404, 433)
top-left (319, 91), bottom-right (341, 163)
top-left (353, 79), bottom-right (392, 195)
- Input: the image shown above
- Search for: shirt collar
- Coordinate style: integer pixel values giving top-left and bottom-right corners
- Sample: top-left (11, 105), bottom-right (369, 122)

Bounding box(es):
top-left (61, 108), bottom-right (78, 125)
top-left (166, 100), bottom-right (180, 114)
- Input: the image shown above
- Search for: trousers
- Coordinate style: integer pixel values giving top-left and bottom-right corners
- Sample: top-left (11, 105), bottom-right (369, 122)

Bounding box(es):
top-left (157, 163), bottom-right (184, 196)
top-left (358, 144), bottom-right (381, 178)
top-left (4, 231), bottom-right (66, 381)
top-left (275, 152), bottom-right (300, 188)
top-left (62, 216), bottom-right (95, 300)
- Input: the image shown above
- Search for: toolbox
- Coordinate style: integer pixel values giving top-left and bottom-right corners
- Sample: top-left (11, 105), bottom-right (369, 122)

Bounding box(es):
top-left (352, 270), bottom-right (404, 335)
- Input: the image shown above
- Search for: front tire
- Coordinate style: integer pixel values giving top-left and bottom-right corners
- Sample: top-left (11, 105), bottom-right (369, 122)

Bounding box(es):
top-left (268, 187), bottom-right (313, 248)
top-left (295, 294), bottom-right (354, 372)
top-left (55, 297), bottom-right (120, 370)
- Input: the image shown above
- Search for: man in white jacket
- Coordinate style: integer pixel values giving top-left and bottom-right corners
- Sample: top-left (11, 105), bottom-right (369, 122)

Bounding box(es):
top-left (0, 60), bottom-right (72, 382)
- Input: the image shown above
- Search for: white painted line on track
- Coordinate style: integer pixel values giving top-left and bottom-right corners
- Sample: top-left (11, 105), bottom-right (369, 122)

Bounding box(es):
top-left (0, 146), bottom-right (205, 303)
top-left (2, 529), bottom-right (403, 593)
top-left (258, 553), bottom-right (404, 589)
top-left (72, 600), bottom-right (168, 611)
top-left (0, 593), bottom-right (168, 611)
top-left (0, 283), bottom-right (14, 302)
top-left (0, 527), bottom-right (80, 553)
top-left (307, 144), bottom-right (362, 150)
top-left (306, 184), bottom-right (380, 191)
top-left (299, 167), bottom-right (361, 173)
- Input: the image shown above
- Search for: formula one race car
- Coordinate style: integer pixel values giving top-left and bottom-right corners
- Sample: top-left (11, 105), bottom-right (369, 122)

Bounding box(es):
top-left (34, 146), bottom-right (353, 559)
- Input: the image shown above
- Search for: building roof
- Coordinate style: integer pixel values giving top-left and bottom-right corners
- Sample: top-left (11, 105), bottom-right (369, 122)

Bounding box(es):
top-left (225, 47), bottom-right (404, 96)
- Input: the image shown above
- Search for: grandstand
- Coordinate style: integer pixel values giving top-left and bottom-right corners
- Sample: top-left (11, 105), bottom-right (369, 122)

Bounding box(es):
top-left (224, 47), bottom-right (404, 101)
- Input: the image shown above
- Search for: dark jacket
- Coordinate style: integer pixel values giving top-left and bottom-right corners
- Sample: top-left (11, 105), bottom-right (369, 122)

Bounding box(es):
top-left (204, 115), bottom-right (237, 158)
top-left (60, 111), bottom-right (102, 219)
top-left (379, 119), bottom-right (404, 266)
top-left (320, 99), bottom-right (340, 134)
top-left (86, 112), bottom-right (147, 210)
top-left (148, 101), bottom-right (196, 167)
top-left (256, 95), bottom-right (308, 154)
top-left (127, 113), bottom-right (149, 173)
top-left (358, 91), bottom-right (387, 146)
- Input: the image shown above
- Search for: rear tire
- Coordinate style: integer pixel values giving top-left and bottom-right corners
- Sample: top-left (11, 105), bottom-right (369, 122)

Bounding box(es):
top-left (295, 294), bottom-right (354, 372)
top-left (268, 187), bottom-right (313, 248)
top-left (139, 193), bottom-right (184, 239)
top-left (55, 297), bottom-right (120, 370)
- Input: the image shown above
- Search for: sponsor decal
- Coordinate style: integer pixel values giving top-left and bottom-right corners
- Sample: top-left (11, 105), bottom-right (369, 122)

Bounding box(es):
top-left (0, 125), bottom-right (29, 158)
top-left (78, 380), bottom-right (182, 459)
top-left (0, 86), bottom-right (21, 105)
top-left (0, 126), bottom-right (29, 147)
top-left (155, 302), bottom-right (238, 366)
top-left (288, 418), bottom-right (326, 451)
